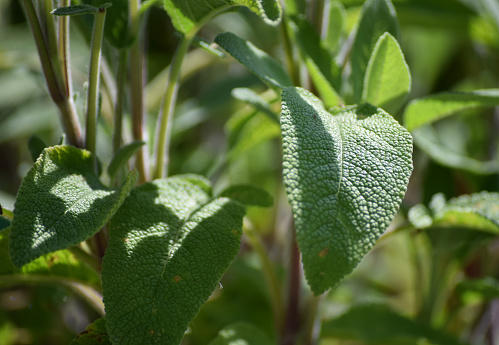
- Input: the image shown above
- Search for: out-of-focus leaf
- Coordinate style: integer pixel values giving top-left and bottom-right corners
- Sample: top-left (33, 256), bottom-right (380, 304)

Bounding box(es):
top-left (351, 0), bottom-right (400, 103)
top-left (193, 36), bottom-right (227, 57)
top-left (231, 88), bottom-right (279, 123)
top-left (456, 277), bottom-right (499, 303)
top-left (107, 141), bottom-right (145, 179)
top-left (208, 322), bottom-right (275, 345)
top-left (70, 318), bottom-right (111, 345)
top-left (28, 136), bottom-right (48, 162)
top-left (362, 32), bottom-right (411, 114)
top-left (321, 304), bottom-right (467, 345)
top-left (404, 89), bottom-right (499, 132)
top-left (219, 185), bottom-right (273, 207)
top-left (412, 126), bottom-right (499, 175)
top-left (9, 146), bottom-right (136, 268)
top-left (290, 15), bottom-right (342, 107)
top-left (283, 0), bottom-right (306, 15)
top-left (281, 87), bottom-right (412, 294)
top-left (215, 32), bottom-right (292, 89)
top-left (0, 228), bottom-right (16, 275)
top-left (324, 1), bottom-right (346, 53)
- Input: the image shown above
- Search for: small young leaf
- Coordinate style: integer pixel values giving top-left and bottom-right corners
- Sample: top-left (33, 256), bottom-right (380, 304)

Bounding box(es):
top-left (231, 88), bottom-right (279, 123)
top-left (102, 175), bottom-right (246, 345)
top-left (70, 318), bottom-right (111, 345)
top-left (219, 185), bottom-right (273, 207)
top-left (9, 146), bottom-right (137, 268)
top-left (403, 89), bottom-right (499, 131)
top-left (27, 135), bottom-right (48, 162)
top-left (193, 36), bottom-right (227, 57)
top-left (322, 304), bottom-right (467, 345)
top-left (51, 3), bottom-right (111, 16)
top-left (362, 32), bottom-right (411, 114)
top-left (107, 141), bottom-right (145, 179)
top-left (289, 16), bottom-right (342, 107)
top-left (215, 32), bottom-right (292, 90)
top-left (281, 87), bottom-right (413, 294)
top-left (351, 0), bottom-right (400, 103)
top-left (208, 322), bottom-right (275, 345)
top-left (412, 126), bottom-right (499, 175)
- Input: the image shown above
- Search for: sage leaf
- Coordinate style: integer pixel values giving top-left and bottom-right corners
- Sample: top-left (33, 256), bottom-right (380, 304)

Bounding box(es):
top-left (107, 140), bottom-right (145, 179)
top-left (281, 87), bottom-right (413, 294)
top-left (324, 1), bottom-right (345, 54)
top-left (9, 146), bottom-right (136, 268)
top-left (164, 0), bottom-right (282, 35)
top-left (208, 322), bottom-right (274, 345)
top-left (102, 175), bottom-right (246, 345)
top-left (219, 185), bottom-right (273, 207)
top-left (215, 32), bottom-right (292, 89)
top-left (70, 318), bottom-right (111, 345)
top-left (231, 88), bottom-right (279, 123)
top-left (351, 0), bottom-right (399, 103)
top-left (362, 32), bottom-right (411, 115)
top-left (403, 89), bottom-right (499, 132)
top-left (27, 135), bottom-right (48, 162)
top-left (321, 304), bottom-right (467, 345)
top-left (51, 4), bottom-right (103, 16)
top-left (289, 15), bottom-right (342, 107)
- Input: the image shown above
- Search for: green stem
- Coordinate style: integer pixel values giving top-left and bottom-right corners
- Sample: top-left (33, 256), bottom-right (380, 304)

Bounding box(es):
top-left (58, 0), bottom-right (70, 97)
top-left (153, 34), bottom-right (193, 179)
top-left (281, 15), bottom-right (300, 86)
top-left (113, 51), bottom-right (127, 153)
top-left (43, 0), bottom-right (65, 93)
top-left (129, 0), bottom-right (148, 183)
top-left (85, 7), bottom-right (107, 162)
top-left (302, 294), bottom-right (321, 345)
top-left (244, 221), bottom-right (284, 331)
top-left (68, 245), bottom-right (102, 273)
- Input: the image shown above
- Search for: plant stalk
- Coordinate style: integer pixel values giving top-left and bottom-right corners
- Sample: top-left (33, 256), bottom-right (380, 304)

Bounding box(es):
top-left (113, 50), bottom-right (127, 153)
top-left (85, 6), bottom-right (107, 162)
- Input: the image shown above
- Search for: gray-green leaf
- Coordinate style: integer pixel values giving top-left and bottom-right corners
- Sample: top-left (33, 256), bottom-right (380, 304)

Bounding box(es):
top-left (281, 87), bottom-right (413, 294)
top-left (51, 3), bottom-right (111, 16)
top-left (215, 32), bottom-right (292, 90)
top-left (403, 89), bottom-right (499, 131)
top-left (362, 32), bottom-right (411, 114)
top-left (102, 175), bottom-right (246, 345)
top-left (9, 146), bottom-right (136, 268)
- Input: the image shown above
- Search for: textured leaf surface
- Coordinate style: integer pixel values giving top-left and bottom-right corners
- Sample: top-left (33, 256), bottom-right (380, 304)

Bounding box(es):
top-left (321, 304), bottom-right (466, 345)
top-left (409, 192), bottom-right (499, 232)
top-left (290, 16), bottom-right (342, 107)
top-left (9, 146), bottom-right (136, 268)
top-left (70, 318), bottom-right (111, 345)
top-left (208, 322), bottom-right (274, 345)
top-left (412, 126), bottom-right (499, 174)
top-left (51, 4), bottom-right (103, 16)
top-left (351, 0), bottom-right (399, 103)
top-left (219, 185), bottom-right (273, 207)
top-left (215, 32), bottom-right (292, 89)
top-left (363, 32), bottom-right (411, 114)
top-left (403, 89), bottom-right (499, 131)
top-left (281, 87), bottom-right (413, 294)
top-left (102, 175), bottom-right (246, 345)
top-left (164, 0), bottom-right (281, 34)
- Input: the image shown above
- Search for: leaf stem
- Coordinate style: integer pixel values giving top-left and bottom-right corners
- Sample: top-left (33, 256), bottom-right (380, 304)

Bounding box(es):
top-left (85, 6), bottom-right (107, 161)
top-left (281, 15), bottom-right (300, 86)
top-left (244, 221), bottom-right (284, 330)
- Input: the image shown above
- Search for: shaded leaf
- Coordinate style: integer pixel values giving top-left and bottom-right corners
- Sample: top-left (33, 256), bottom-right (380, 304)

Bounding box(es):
top-left (107, 141), bottom-right (145, 179)
top-left (351, 0), bottom-right (400, 103)
top-left (208, 322), bottom-right (275, 345)
top-left (51, 4), bottom-right (106, 16)
top-left (102, 175), bottom-right (246, 345)
top-left (363, 32), bottom-right (411, 114)
top-left (219, 185), bottom-right (273, 207)
top-left (403, 89), bottom-right (499, 132)
top-left (70, 318), bottom-right (111, 345)
top-left (456, 277), bottom-right (499, 303)
top-left (215, 32), bottom-right (292, 89)
top-left (9, 146), bottom-right (136, 268)
top-left (27, 136), bottom-right (48, 163)
top-left (281, 87), bottom-right (412, 294)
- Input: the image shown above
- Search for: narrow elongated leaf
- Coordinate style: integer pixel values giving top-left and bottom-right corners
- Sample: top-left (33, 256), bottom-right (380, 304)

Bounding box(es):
top-left (219, 185), bottom-right (273, 207)
top-left (9, 146), bottom-right (136, 268)
top-left (231, 88), bottom-right (279, 123)
top-left (351, 0), bottom-right (400, 103)
top-left (208, 322), bottom-right (275, 345)
top-left (107, 141), bottom-right (145, 179)
top-left (322, 304), bottom-right (467, 345)
top-left (324, 1), bottom-right (345, 53)
top-left (290, 16), bottom-right (342, 107)
top-left (164, 0), bottom-right (281, 35)
top-left (363, 32), bottom-right (411, 114)
top-left (51, 4), bottom-right (105, 16)
top-left (215, 32), bottom-right (292, 89)
top-left (457, 277), bottom-right (499, 302)
top-left (102, 175), bottom-right (246, 345)
top-left (70, 318), bottom-right (111, 345)
top-left (404, 89), bottom-right (499, 131)
top-left (281, 87), bottom-right (412, 294)
top-left (412, 126), bottom-right (499, 174)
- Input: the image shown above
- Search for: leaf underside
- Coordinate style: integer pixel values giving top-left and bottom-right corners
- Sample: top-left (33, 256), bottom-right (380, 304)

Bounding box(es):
top-left (280, 87), bottom-right (413, 294)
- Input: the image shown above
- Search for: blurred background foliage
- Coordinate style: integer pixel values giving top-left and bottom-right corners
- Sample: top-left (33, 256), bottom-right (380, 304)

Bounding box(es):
top-left (3, 0), bottom-right (499, 344)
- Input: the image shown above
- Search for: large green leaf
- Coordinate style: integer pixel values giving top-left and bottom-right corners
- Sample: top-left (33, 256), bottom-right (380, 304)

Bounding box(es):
top-left (208, 322), bottom-right (275, 345)
top-left (215, 32), bottom-right (292, 89)
top-left (351, 0), bottom-right (400, 103)
top-left (164, 0), bottom-right (282, 35)
top-left (280, 87), bottom-right (413, 294)
top-left (289, 16), bottom-right (342, 107)
top-left (362, 32), bottom-right (411, 115)
top-left (9, 146), bottom-right (136, 268)
top-left (321, 304), bottom-right (467, 345)
top-left (403, 89), bottom-right (499, 132)
top-left (102, 175), bottom-right (246, 345)
top-left (412, 126), bottom-right (499, 175)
